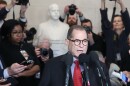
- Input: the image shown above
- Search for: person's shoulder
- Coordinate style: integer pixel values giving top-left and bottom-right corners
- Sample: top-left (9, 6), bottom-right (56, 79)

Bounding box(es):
top-left (49, 54), bottom-right (65, 62)
top-left (46, 54), bottom-right (65, 65)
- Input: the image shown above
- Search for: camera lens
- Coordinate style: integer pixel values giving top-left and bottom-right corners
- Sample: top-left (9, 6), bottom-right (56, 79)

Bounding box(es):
top-left (41, 48), bottom-right (48, 57)
top-left (83, 26), bottom-right (92, 33)
top-left (69, 4), bottom-right (76, 15)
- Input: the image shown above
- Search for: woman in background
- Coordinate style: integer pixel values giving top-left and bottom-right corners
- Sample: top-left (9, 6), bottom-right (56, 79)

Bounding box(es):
top-left (0, 19), bottom-right (40, 86)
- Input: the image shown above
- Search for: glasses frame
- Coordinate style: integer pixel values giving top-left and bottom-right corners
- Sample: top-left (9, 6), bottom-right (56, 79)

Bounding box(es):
top-left (68, 38), bottom-right (88, 46)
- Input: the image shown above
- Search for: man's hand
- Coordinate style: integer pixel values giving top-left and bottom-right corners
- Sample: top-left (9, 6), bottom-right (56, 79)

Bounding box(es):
top-left (11, 0), bottom-right (17, 6)
top-left (20, 5), bottom-right (28, 18)
top-left (116, 0), bottom-right (126, 12)
top-left (35, 47), bottom-right (41, 58)
top-left (8, 63), bottom-right (27, 76)
top-left (6, 0), bottom-right (18, 10)
top-left (75, 8), bottom-right (83, 17)
top-left (88, 32), bottom-right (95, 45)
top-left (64, 5), bottom-right (69, 14)
top-left (13, 62), bottom-right (34, 77)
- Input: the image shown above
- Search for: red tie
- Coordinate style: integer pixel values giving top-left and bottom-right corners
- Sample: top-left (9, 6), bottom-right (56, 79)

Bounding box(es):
top-left (73, 60), bottom-right (82, 86)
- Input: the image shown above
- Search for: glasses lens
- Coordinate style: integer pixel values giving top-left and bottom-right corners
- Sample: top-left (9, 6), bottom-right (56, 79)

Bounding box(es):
top-left (82, 39), bottom-right (88, 46)
top-left (69, 39), bottom-right (88, 46)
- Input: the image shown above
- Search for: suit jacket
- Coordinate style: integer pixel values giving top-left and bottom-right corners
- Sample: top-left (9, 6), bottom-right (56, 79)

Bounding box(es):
top-left (87, 32), bottom-right (106, 56)
top-left (0, 8), bottom-right (8, 20)
top-left (39, 53), bottom-right (111, 86)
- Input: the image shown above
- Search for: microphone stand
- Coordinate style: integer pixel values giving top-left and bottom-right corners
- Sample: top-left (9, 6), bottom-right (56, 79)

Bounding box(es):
top-left (97, 67), bottom-right (108, 86)
top-left (65, 65), bottom-right (70, 86)
top-left (83, 63), bottom-right (90, 86)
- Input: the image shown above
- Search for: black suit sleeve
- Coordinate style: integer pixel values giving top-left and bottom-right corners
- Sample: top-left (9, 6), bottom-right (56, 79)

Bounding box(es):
top-left (0, 69), bottom-right (4, 77)
top-left (101, 62), bottom-right (111, 86)
top-left (59, 16), bottom-right (65, 22)
top-left (0, 8), bottom-right (8, 20)
top-left (100, 8), bottom-right (111, 31)
top-left (121, 9), bottom-right (130, 36)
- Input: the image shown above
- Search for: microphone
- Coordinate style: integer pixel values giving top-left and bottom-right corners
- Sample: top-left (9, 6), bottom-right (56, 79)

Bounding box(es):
top-left (79, 53), bottom-right (90, 86)
top-left (63, 53), bottom-right (73, 86)
top-left (79, 53), bottom-right (90, 65)
top-left (89, 51), bottom-right (106, 81)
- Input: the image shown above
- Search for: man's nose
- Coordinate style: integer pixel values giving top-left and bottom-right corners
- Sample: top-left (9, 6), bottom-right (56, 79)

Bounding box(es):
top-left (79, 42), bottom-right (84, 48)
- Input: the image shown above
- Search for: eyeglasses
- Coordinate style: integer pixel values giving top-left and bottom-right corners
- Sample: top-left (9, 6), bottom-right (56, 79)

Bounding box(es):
top-left (69, 39), bottom-right (88, 46)
top-left (11, 31), bottom-right (23, 35)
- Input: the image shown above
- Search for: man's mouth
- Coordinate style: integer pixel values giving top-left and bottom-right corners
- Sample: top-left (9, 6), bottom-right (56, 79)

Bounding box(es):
top-left (77, 50), bottom-right (83, 52)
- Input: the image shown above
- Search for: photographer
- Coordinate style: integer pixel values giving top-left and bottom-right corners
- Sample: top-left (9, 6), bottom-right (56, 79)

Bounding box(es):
top-left (81, 19), bottom-right (106, 56)
top-left (60, 4), bottom-right (85, 27)
top-left (35, 38), bottom-right (53, 71)
top-left (34, 38), bottom-right (53, 85)
top-left (100, 0), bottom-right (130, 71)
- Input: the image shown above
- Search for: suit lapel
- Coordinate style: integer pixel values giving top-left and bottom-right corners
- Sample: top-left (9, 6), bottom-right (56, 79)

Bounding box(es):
top-left (68, 69), bottom-right (74, 86)
top-left (61, 53), bottom-right (74, 86)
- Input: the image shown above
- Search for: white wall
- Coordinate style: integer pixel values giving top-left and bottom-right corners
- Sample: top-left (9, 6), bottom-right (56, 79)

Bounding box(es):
top-left (5, 0), bottom-right (130, 34)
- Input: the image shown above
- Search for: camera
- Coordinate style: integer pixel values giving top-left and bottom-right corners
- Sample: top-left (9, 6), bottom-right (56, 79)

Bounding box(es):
top-left (25, 27), bottom-right (36, 41)
top-left (69, 4), bottom-right (77, 15)
top-left (16, 0), bottom-right (29, 5)
top-left (40, 48), bottom-right (49, 57)
top-left (83, 26), bottom-right (92, 33)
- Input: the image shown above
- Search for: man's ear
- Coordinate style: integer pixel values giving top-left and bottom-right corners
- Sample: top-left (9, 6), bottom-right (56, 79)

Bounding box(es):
top-left (65, 39), bottom-right (69, 46)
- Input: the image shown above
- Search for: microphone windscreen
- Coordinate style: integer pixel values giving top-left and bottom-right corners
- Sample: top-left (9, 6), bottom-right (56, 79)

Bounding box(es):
top-left (89, 51), bottom-right (99, 63)
top-left (79, 53), bottom-right (90, 65)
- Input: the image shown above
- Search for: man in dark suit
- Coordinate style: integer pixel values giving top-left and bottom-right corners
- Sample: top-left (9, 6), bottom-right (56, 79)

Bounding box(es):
top-left (81, 18), bottom-right (106, 56)
top-left (0, 55), bottom-right (27, 86)
top-left (39, 25), bottom-right (111, 86)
